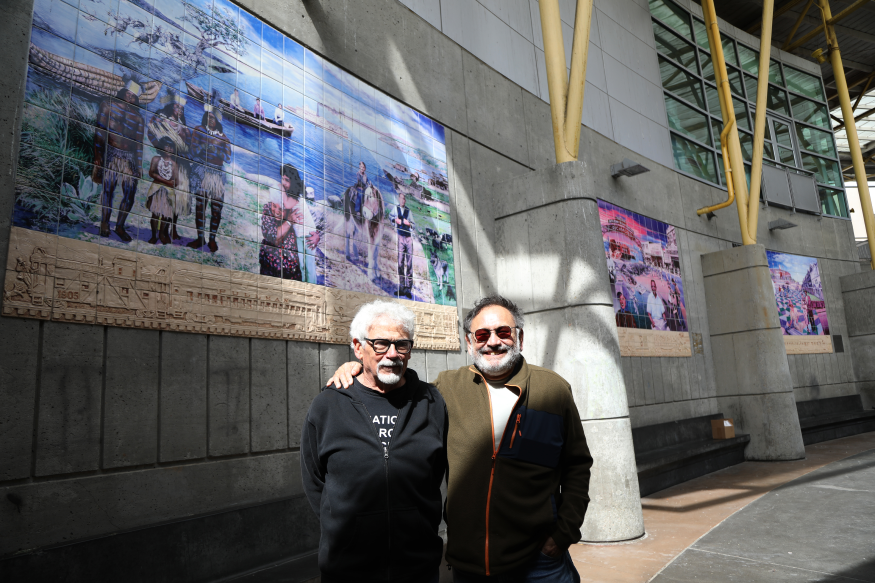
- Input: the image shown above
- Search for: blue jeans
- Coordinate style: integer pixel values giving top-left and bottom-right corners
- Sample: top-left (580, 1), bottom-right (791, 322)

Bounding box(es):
top-left (453, 551), bottom-right (580, 583)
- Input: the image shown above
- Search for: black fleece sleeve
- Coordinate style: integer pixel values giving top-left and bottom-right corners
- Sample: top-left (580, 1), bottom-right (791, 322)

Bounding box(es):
top-left (551, 388), bottom-right (593, 549)
top-left (301, 415), bottom-right (325, 519)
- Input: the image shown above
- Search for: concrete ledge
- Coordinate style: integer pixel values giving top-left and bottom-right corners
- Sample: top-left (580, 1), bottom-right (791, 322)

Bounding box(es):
top-left (0, 496), bottom-right (319, 583)
top-left (839, 269), bottom-right (875, 293)
top-left (0, 452), bottom-right (303, 557)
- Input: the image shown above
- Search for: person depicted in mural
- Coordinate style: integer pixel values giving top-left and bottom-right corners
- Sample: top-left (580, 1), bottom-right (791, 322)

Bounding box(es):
top-left (351, 161), bottom-right (372, 216)
top-left (254, 97), bottom-right (265, 121)
top-left (274, 103), bottom-right (284, 126)
top-left (187, 102), bottom-right (232, 253)
top-left (145, 137), bottom-right (179, 245)
top-left (258, 164), bottom-right (320, 279)
top-left (394, 192), bottom-right (413, 299)
top-left (229, 89), bottom-right (244, 112)
top-left (615, 290), bottom-right (637, 328)
top-left (146, 89), bottom-right (191, 241)
top-left (646, 279), bottom-right (667, 331)
top-left (94, 80), bottom-right (145, 241)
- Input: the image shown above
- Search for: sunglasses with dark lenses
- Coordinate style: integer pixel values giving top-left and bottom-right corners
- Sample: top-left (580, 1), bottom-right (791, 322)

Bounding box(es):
top-left (365, 338), bottom-right (414, 355)
top-left (472, 326), bottom-right (516, 343)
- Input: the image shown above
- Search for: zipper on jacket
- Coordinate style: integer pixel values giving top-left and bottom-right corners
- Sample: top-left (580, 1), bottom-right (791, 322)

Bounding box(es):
top-left (483, 382), bottom-right (522, 576)
top-left (509, 413), bottom-right (522, 448)
top-left (360, 401), bottom-right (392, 582)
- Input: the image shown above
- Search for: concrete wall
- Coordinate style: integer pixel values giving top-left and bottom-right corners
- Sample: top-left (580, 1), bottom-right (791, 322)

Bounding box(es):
top-left (841, 270), bottom-right (875, 410)
top-left (0, 0), bottom-right (865, 563)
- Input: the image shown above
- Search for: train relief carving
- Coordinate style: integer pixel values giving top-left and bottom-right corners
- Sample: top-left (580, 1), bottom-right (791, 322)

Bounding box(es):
top-left (3, 227), bottom-right (460, 350)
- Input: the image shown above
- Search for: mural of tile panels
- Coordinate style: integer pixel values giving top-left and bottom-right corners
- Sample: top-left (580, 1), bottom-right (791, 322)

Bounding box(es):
top-left (598, 200), bottom-right (691, 357)
top-left (766, 250), bottom-right (833, 354)
top-left (9, 0), bottom-right (459, 345)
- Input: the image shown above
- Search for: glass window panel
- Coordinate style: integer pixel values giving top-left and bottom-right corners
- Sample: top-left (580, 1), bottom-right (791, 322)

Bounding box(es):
top-left (819, 186), bottom-right (849, 217)
top-left (801, 153), bottom-right (841, 186)
top-left (653, 21), bottom-right (698, 71)
top-left (763, 141), bottom-right (775, 160)
top-left (733, 97), bottom-right (750, 131)
top-left (712, 117), bottom-right (723, 147)
top-left (737, 44), bottom-right (758, 74)
top-left (728, 67), bottom-right (744, 97)
top-left (784, 66), bottom-right (825, 101)
top-left (659, 56), bottom-right (705, 108)
top-left (790, 94), bottom-right (830, 128)
top-left (739, 130), bottom-right (753, 162)
top-left (770, 60), bottom-right (783, 86)
top-left (701, 52), bottom-right (715, 84)
top-left (774, 121), bottom-right (793, 148)
top-left (796, 124), bottom-right (837, 158)
top-left (693, 18), bottom-right (709, 50)
top-left (767, 86), bottom-right (789, 116)
top-left (745, 74), bottom-right (758, 101)
top-left (671, 132), bottom-right (718, 183)
top-left (722, 38), bottom-right (737, 66)
top-left (749, 107), bottom-right (773, 139)
top-left (648, 0), bottom-right (692, 38)
top-left (706, 84), bottom-right (722, 118)
top-left (665, 94), bottom-right (711, 144)
top-left (778, 146), bottom-right (796, 166)
top-left (717, 152), bottom-right (726, 184)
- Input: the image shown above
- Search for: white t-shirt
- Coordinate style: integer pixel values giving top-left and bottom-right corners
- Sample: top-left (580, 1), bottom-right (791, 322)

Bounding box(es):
top-left (486, 376), bottom-right (519, 451)
top-left (647, 292), bottom-right (666, 330)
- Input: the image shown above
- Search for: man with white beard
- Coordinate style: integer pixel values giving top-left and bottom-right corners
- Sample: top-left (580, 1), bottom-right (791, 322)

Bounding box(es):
top-left (301, 300), bottom-right (447, 583)
top-left (327, 295), bottom-right (592, 582)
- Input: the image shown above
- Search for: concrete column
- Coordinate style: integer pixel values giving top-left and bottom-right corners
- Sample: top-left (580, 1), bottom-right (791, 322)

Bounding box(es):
top-left (492, 161), bottom-right (644, 542)
top-left (840, 270), bottom-right (875, 409)
top-left (701, 245), bottom-right (805, 460)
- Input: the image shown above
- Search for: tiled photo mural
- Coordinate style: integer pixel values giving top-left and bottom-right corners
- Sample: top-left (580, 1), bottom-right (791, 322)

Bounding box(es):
top-left (766, 251), bottom-right (832, 354)
top-left (599, 200), bottom-right (691, 357)
top-left (16, 0), bottom-right (456, 309)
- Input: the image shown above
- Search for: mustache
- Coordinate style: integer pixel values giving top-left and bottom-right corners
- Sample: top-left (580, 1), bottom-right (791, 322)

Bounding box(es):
top-left (477, 343), bottom-right (511, 355)
top-left (378, 357), bottom-right (403, 368)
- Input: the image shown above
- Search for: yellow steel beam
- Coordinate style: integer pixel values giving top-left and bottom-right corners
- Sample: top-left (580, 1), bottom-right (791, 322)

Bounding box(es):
top-left (539, 0), bottom-right (594, 164)
top-left (821, 0), bottom-right (875, 269)
top-left (852, 74), bottom-right (873, 110)
top-left (783, 0), bottom-right (814, 49)
top-left (785, 0), bottom-right (872, 53)
top-left (697, 121), bottom-right (737, 216)
top-left (701, 0), bottom-right (755, 244)
top-left (748, 0), bottom-right (776, 243)
top-left (748, 0), bottom-right (804, 32)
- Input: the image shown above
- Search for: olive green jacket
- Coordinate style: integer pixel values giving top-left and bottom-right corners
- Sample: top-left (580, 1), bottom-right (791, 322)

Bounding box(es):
top-left (434, 358), bottom-right (592, 576)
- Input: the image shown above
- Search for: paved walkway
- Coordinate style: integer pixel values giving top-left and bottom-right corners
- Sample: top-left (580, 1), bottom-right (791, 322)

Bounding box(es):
top-left (569, 432), bottom-right (875, 582)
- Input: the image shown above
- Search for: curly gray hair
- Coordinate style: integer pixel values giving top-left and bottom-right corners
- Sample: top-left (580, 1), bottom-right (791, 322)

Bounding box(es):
top-left (349, 300), bottom-right (416, 349)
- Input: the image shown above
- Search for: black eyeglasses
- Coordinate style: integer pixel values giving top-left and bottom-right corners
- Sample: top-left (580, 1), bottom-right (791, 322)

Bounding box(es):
top-left (364, 338), bottom-right (414, 355)
top-left (470, 326), bottom-right (517, 343)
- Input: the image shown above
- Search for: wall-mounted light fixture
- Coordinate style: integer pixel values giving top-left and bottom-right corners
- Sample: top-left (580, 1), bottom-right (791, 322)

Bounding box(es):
top-left (611, 158), bottom-right (650, 179)
top-left (768, 218), bottom-right (798, 231)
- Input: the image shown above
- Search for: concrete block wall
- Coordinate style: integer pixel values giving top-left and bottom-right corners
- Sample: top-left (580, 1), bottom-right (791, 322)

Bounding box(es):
top-left (841, 270), bottom-right (875, 409)
top-left (0, 0), bottom-right (865, 562)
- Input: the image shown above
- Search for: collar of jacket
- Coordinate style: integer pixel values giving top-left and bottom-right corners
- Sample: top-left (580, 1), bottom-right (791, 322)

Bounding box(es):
top-left (467, 357), bottom-right (530, 398)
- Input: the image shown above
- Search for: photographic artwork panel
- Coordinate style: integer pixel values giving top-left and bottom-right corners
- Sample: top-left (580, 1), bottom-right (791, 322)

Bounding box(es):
top-left (4, 0), bottom-right (458, 349)
top-left (766, 250), bottom-right (833, 354)
top-left (598, 200), bottom-right (691, 357)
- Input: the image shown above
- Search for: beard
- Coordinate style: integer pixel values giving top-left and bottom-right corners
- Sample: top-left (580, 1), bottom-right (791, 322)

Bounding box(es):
top-left (376, 356), bottom-right (404, 386)
top-left (469, 339), bottom-right (521, 377)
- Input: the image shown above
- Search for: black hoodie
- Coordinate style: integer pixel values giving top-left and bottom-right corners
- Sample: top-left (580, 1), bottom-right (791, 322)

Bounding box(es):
top-left (301, 369), bottom-right (448, 583)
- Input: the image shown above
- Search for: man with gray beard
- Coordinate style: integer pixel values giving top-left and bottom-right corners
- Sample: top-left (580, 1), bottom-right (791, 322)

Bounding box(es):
top-left (328, 295), bottom-right (592, 582)
top-left (301, 300), bottom-right (447, 583)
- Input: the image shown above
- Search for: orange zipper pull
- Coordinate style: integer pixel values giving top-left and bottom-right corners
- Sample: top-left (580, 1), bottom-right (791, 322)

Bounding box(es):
top-left (509, 413), bottom-right (522, 448)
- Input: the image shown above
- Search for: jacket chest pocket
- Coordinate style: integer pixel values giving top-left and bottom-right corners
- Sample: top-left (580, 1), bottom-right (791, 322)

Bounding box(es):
top-left (500, 408), bottom-right (564, 469)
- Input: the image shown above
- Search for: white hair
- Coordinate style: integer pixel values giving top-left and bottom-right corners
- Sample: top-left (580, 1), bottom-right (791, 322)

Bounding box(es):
top-left (349, 300), bottom-right (416, 349)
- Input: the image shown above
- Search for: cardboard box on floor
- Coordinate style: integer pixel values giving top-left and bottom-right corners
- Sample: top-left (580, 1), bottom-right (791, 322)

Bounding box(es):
top-left (711, 418), bottom-right (736, 439)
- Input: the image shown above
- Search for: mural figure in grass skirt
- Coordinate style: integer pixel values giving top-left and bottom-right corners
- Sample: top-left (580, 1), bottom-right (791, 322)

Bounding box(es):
top-left (146, 89), bottom-right (191, 240)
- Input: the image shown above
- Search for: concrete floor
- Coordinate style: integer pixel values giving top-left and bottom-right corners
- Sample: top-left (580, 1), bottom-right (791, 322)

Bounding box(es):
top-left (570, 432), bottom-right (875, 583)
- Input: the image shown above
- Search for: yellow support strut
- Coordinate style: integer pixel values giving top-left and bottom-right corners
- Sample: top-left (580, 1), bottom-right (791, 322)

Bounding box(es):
top-left (539, 0), bottom-right (594, 164)
top-left (820, 0), bottom-right (875, 269)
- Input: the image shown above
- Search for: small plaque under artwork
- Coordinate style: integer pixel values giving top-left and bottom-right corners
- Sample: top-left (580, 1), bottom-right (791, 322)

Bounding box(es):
top-left (784, 335), bottom-right (833, 355)
top-left (617, 328), bottom-right (692, 357)
top-left (2, 227), bottom-right (460, 350)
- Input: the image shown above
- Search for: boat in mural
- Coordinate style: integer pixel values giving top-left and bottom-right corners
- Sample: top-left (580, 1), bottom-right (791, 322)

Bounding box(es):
top-left (185, 82), bottom-right (294, 137)
top-left (28, 44), bottom-right (163, 104)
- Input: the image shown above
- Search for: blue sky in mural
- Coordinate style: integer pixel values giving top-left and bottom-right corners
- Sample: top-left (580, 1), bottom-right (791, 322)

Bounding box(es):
top-left (19, 0), bottom-right (455, 305)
